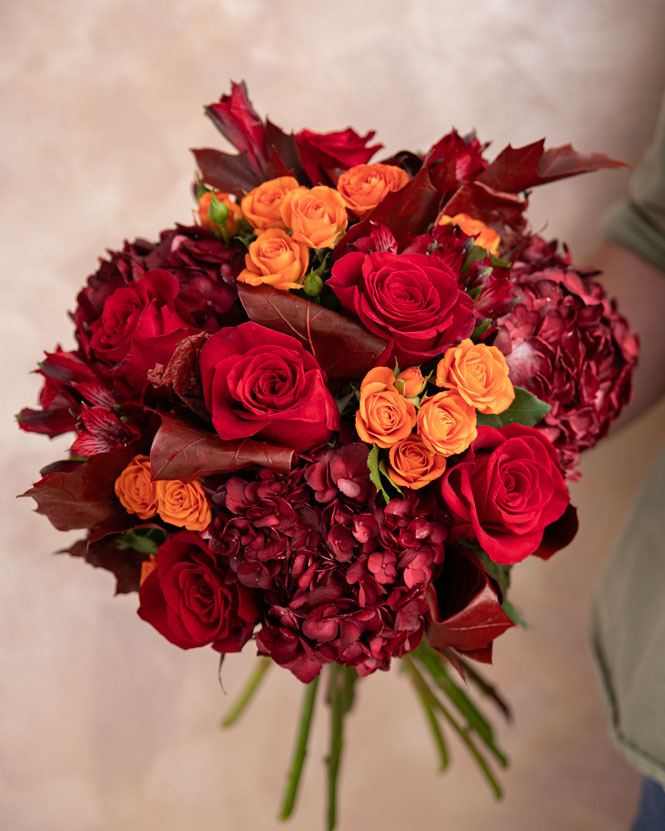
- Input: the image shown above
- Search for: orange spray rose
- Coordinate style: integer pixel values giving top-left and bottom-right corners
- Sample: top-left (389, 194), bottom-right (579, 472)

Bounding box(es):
top-left (395, 366), bottom-right (426, 398)
top-left (241, 176), bottom-right (300, 230)
top-left (436, 338), bottom-right (515, 414)
top-left (237, 228), bottom-right (309, 290)
top-left (438, 213), bottom-right (501, 255)
top-left (356, 366), bottom-right (417, 448)
top-left (114, 454), bottom-right (158, 520)
top-left (417, 390), bottom-right (477, 456)
top-left (155, 479), bottom-right (212, 532)
top-left (336, 163), bottom-right (409, 218)
top-left (280, 186), bottom-right (348, 248)
top-left (388, 434), bottom-right (446, 490)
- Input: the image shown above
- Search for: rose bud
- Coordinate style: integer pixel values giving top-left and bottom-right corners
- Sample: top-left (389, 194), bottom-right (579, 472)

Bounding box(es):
top-left (355, 366), bottom-right (417, 448)
top-left (280, 186), bottom-right (348, 248)
top-left (237, 228), bottom-right (309, 291)
top-left (417, 390), bottom-right (477, 457)
top-left (336, 162), bottom-right (409, 218)
top-left (241, 176), bottom-right (300, 231)
top-left (436, 338), bottom-right (515, 415)
top-left (395, 366), bottom-right (426, 398)
top-left (197, 190), bottom-right (243, 237)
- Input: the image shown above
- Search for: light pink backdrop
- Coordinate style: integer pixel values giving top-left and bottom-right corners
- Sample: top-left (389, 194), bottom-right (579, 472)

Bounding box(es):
top-left (2, 2), bottom-right (665, 829)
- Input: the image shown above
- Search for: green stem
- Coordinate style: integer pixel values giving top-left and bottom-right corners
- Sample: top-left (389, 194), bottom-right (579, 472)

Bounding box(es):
top-left (221, 658), bottom-right (271, 728)
top-left (327, 664), bottom-right (346, 831)
top-left (411, 675), bottom-right (448, 771)
top-left (405, 657), bottom-right (503, 799)
top-left (280, 675), bottom-right (320, 821)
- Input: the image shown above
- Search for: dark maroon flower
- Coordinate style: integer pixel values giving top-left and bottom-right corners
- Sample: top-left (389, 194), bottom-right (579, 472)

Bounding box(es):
top-left (328, 251), bottom-right (474, 365)
top-left (207, 445), bottom-right (447, 682)
top-left (199, 322), bottom-right (340, 452)
top-left (138, 531), bottom-right (259, 652)
top-left (295, 127), bottom-right (382, 186)
top-left (442, 425), bottom-right (571, 565)
top-left (494, 237), bottom-right (639, 476)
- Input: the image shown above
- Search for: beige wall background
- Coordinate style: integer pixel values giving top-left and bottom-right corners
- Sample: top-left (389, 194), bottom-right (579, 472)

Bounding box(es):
top-left (2, 1), bottom-right (665, 829)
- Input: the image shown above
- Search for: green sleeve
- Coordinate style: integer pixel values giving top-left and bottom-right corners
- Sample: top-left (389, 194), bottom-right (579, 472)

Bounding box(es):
top-left (605, 95), bottom-right (665, 273)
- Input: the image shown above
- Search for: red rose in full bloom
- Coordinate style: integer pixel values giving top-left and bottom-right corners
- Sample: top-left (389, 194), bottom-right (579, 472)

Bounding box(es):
top-left (328, 251), bottom-right (474, 365)
top-left (89, 269), bottom-right (197, 389)
top-left (199, 322), bottom-right (340, 452)
top-left (295, 128), bottom-right (382, 186)
top-left (138, 531), bottom-right (258, 651)
top-left (441, 424), bottom-right (570, 565)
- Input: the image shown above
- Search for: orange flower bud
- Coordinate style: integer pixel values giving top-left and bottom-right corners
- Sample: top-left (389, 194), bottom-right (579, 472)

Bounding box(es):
top-left (155, 479), bottom-right (212, 532)
top-left (197, 191), bottom-right (243, 237)
top-left (280, 186), bottom-right (348, 249)
top-left (395, 366), bottom-right (426, 398)
top-left (114, 454), bottom-right (158, 520)
top-left (438, 213), bottom-right (501, 255)
top-left (237, 228), bottom-right (309, 290)
top-left (417, 390), bottom-right (477, 457)
top-left (241, 176), bottom-right (300, 231)
top-left (388, 434), bottom-right (446, 490)
top-left (336, 163), bottom-right (409, 218)
top-left (436, 338), bottom-right (515, 415)
top-left (356, 366), bottom-right (417, 448)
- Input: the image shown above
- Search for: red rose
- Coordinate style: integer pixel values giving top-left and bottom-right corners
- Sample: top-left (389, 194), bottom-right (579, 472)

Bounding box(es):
top-left (295, 127), bottom-right (382, 186)
top-left (441, 424), bottom-right (570, 565)
top-left (199, 322), bottom-right (340, 452)
top-left (138, 531), bottom-right (258, 651)
top-left (89, 269), bottom-right (197, 389)
top-left (328, 251), bottom-right (474, 365)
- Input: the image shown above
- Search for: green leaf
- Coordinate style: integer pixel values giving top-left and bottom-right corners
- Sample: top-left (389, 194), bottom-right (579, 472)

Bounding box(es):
top-left (412, 674), bottom-right (449, 771)
top-left (477, 550), bottom-right (511, 596)
top-left (117, 527), bottom-right (167, 555)
top-left (462, 244), bottom-right (488, 273)
top-left (471, 318), bottom-right (491, 341)
top-left (476, 386), bottom-right (551, 428)
top-left (196, 180), bottom-right (210, 200)
top-left (501, 598), bottom-right (529, 630)
top-left (378, 459), bottom-right (404, 497)
top-left (367, 444), bottom-right (392, 504)
top-left (488, 252), bottom-right (512, 268)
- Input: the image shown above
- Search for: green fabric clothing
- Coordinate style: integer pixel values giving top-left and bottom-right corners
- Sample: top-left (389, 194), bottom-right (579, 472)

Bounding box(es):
top-left (592, 94), bottom-right (665, 785)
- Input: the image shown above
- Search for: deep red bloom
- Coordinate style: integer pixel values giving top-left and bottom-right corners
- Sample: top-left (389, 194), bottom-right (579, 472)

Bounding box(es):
top-left (328, 251), bottom-right (474, 365)
top-left (442, 425), bottom-right (570, 565)
top-left (138, 531), bottom-right (259, 652)
top-left (494, 237), bottom-right (638, 476)
top-left (199, 322), bottom-right (339, 452)
top-left (295, 127), bottom-right (382, 186)
top-left (89, 269), bottom-right (197, 390)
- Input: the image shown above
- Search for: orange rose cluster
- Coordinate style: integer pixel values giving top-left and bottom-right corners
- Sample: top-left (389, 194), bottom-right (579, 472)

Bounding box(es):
top-left (236, 163), bottom-right (409, 291)
top-left (356, 339), bottom-right (514, 491)
top-left (114, 454), bottom-right (212, 532)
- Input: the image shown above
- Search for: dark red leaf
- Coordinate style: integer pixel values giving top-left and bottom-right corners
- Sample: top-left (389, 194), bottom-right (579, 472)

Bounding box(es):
top-left (21, 448), bottom-right (136, 532)
top-left (426, 548), bottom-right (514, 656)
top-left (264, 120), bottom-right (308, 183)
top-left (335, 164), bottom-right (442, 253)
top-left (478, 139), bottom-right (627, 193)
top-left (150, 412), bottom-right (295, 481)
top-left (61, 535), bottom-right (145, 594)
top-left (442, 181), bottom-right (528, 243)
top-left (191, 147), bottom-right (262, 196)
top-left (237, 283), bottom-right (389, 379)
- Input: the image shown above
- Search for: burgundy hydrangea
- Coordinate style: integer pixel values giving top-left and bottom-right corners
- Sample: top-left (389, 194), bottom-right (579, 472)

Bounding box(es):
top-left (494, 237), bottom-right (638, 476)
top-left (205, 444), bottom-right (447, 682)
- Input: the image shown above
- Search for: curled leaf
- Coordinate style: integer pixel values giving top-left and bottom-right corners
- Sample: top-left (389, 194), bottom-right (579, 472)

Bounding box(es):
top-left (150, 412), bottom-right (295, 481)
top-left (237, 283), bottom-right (389, 379)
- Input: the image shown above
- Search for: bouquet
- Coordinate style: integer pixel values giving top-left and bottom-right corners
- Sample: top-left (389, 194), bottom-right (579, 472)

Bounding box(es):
top-left (19, 82), bottom-right (638, 829)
